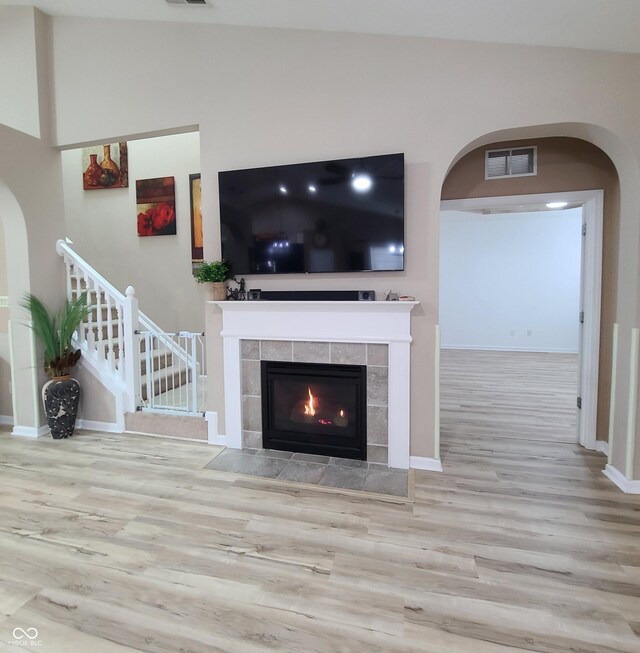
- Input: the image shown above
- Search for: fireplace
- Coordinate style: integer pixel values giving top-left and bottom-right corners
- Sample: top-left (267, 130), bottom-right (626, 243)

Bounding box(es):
top-left (261, 360), bottom-right (367, 459)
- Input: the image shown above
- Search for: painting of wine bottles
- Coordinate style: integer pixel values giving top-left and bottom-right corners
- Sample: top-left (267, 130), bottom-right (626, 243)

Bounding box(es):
top-left (82, 142), bottom-right (129, 190)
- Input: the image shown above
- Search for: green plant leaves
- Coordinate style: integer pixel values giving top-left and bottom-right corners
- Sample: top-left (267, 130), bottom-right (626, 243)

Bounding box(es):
top-left (194, 260), bottom-right (230, 283)
top-left (21, 292), bottom-right (90, 377)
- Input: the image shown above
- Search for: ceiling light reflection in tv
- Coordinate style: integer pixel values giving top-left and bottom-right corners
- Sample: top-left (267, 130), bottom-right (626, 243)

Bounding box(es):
top-left (219, 153), bottom-right (405, 275)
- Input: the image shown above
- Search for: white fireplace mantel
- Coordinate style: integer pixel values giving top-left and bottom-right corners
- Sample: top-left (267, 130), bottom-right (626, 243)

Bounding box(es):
top-left (208, 300), bottom-right (419, 469)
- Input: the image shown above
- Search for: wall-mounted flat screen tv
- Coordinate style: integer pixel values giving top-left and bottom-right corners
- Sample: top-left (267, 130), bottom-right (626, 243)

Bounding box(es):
top-left (219, 152), bottom-right (404, 275)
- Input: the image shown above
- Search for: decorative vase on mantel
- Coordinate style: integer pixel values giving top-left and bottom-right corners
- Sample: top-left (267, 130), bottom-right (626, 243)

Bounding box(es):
top-left (211, 282), bottom-right (226, 301)
top-left (42, 376), bottom-right (81, 439)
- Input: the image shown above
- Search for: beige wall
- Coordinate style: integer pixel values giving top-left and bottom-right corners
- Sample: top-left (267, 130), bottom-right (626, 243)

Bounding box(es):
top-left (74, 364), bottom-right (117, 424)
top-left (0, 9), bottom-right (68, 433)
top-left (0, 7), bottom-right (40, 138)
top-left (442, 137), bottom-right (619, 441)
top-left (0, 15), bottom-right (635, 473)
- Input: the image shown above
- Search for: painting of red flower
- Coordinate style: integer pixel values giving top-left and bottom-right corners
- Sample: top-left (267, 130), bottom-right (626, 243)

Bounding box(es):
top-left (136, 177), bottom-right (177, 237)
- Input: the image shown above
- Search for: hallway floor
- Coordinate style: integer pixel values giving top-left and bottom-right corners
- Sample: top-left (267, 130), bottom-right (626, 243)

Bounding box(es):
top-left (440, 349), bottom-right (579, 443)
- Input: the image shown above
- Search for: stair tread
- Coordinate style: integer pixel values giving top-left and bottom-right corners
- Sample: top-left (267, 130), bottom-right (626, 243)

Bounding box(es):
top-left (139, 363), bottom-right (189, 383)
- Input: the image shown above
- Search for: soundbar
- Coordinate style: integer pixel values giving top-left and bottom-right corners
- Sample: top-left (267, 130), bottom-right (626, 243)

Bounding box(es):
top-left (247, 290), bottom-right (375, 301)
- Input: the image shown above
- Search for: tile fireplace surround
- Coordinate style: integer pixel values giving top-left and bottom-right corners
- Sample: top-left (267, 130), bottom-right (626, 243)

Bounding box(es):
top-left (207, 300), bottom-right (418, 469)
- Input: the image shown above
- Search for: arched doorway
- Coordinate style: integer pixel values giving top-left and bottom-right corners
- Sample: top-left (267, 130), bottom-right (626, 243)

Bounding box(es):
top-left (0, 180), bottom-right (42, 436)
top-left (437, 133), bottom-right (621, 471)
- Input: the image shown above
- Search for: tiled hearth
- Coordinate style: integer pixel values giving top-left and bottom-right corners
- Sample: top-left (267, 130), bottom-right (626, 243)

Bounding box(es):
top-left (206, 448), bottom-right (409, 497)
top-left (207, 300), bottom-right (418, 469)
top-left (241, 339), bottom-right (389, 463)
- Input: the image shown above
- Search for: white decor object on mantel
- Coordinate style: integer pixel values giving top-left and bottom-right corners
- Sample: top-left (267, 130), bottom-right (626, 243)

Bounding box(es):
top-left (209, 300), bottom-right (419, 469)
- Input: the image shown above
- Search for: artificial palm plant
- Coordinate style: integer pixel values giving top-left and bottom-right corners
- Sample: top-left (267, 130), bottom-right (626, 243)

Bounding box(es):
top-left (21, 293), bottom-right (90, 378)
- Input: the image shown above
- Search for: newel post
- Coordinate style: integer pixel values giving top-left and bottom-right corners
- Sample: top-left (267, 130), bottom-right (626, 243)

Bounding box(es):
top-left (123, 286), bottom-right (140, 412)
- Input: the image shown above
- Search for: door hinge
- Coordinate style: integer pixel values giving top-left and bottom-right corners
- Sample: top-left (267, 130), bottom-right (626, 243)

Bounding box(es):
top-left (577, 396), bottom-right (582, 409)
top-left (579, 311), bottom-right (584, 324)
top-left (582, 223), bottom-right (587, 236)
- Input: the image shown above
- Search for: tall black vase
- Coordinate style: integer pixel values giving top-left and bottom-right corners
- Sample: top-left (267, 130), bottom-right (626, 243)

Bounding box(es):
top-left (42, 376), bottom-right (80, 439)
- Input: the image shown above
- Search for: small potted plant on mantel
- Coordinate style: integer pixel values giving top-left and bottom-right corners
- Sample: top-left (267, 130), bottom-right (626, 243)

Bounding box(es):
top-left (21, 292), bottom-right (90, 439)
top-left (194, 259), bottom-right (231, 301)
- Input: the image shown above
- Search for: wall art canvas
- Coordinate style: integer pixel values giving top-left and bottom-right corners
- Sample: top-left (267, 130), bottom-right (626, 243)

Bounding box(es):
top-left (190, 173), bottom-right (203, 262)
top-left (136, 177), bottom-right (177, 237)
top-left (82, 142), bottom-right (128, 190)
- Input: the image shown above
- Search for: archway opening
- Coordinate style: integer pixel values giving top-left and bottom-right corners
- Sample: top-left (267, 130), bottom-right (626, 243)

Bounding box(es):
top-left (0, 179), bottom-right (40, 435)
top-left (438, 135), bottom-right (619, 471)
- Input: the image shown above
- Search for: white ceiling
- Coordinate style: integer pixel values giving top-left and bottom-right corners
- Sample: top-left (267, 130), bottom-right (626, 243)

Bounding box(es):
top-left (1, 0), bottom-right (640, 54)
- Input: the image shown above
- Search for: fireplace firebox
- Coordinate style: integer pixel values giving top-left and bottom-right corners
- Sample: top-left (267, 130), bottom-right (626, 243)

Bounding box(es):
top-left (261, 360), bottom-right (367, 459)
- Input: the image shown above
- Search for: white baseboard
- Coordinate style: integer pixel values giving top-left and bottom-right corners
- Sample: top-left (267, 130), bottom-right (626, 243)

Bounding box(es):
top-left (603, 464), bottom-right (640, 494)
top-left (410, 456), bottom-right (443, 472)
top-left (205, 411), bottom-right (227, 445)
top-left (0, 415), bottom-right (13, 426)
top-left (12, 424), bottom-right (49, 438)
top-left (595, 440), bottom-right (609, 456)
top-left (440, 345), bottom-right (579, 354)
top-left (125, 430), bottom-right (208, 443)
top-left (75, 419), bottom-right (123, 434)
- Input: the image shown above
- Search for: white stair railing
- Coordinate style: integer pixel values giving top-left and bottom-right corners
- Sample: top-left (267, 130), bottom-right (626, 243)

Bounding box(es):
top-left (56, 239), bottom-right (194, 415)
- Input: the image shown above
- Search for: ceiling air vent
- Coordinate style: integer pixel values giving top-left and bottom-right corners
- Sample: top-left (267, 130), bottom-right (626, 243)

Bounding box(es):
top-left (485, 146), bottom-right (537, 179)
top-left (166, 0), bottom-right (210, 6)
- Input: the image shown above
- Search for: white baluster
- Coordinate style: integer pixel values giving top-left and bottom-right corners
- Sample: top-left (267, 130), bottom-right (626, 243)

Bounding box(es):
top-left (106, 294), bottom-right (116, 372)
top-left (116, 303), bottom-right (125, 379)
top-left (84, 273), bottom-right (95, 351)
top-left (64, 258), bottom-right (72, 302)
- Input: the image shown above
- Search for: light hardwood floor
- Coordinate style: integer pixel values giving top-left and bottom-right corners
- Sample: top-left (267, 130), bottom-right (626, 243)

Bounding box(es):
top-left (440, 349), bottom-right (579, 443)
top-left (1, 364), bottom-right (639, 653)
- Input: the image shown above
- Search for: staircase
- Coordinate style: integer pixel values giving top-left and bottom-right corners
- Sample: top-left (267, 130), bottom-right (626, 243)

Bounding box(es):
top-left (57, 240), bottom-right (206, 434)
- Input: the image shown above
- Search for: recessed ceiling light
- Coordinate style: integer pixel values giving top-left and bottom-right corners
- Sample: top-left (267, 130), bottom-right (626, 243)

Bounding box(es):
top-left (546, 201), bottom-right (568, 209)
top-left (308, 185), bottom-right (317, 193)
top-left (352, 174), bottom-right (373, 192)
top-left (279, 185), bottom-right (287, 194)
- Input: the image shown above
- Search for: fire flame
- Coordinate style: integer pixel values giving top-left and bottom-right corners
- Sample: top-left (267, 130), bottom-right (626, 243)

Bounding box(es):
top-left (339, 409), bottom-right (345, 418)
top-left (303, 387), bottom-right (316, 416)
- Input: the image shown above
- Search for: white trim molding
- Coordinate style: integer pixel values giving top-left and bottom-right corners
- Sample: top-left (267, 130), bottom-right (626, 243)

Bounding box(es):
top-left (210, 300), bottom-right (419, 469)
top-left (0, 415), bottom-right (13, 426)
top-left (410, 456), bottom-right (443, 472)
top-left (434, 325), bottom-right (441, 460)
top-left (206, 411), bottom-right (226, 445)
top-left (626, 328), bottom-right (639, 479)
top-left (607, 323), bottom-right (618, 465)
top-left (603, 464), bottom-right (640, 494)
top-left (75, 419), bottom-right (122, 433)
top-left (12, 425), bottom-right (49, 438)
top-left (595, 440), bottom-right (609, 456)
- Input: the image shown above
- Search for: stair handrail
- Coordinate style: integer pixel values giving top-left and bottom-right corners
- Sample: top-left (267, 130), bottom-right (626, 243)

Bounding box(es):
top-left (57, 239), bottom-right (125, 305)
top-left (56, 239), bottom-right (191, 412)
